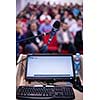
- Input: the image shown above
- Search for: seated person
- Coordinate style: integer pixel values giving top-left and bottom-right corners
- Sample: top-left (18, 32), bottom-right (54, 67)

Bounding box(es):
top-left (39, 10), bottom-right (52, 24)
top-left (64, 13), bottom-right (76, 28)
top-left (16, 21), bottom-right (27, 58)
top-left (25, 22), bottom-right (48, 53)
top-left (69, 18), bottom-right (83, 37)
top-left (74, 30), bottom-right (83, 52)
top-left (38, 16), bottom-right (52, 34)
top-left (72, 4), bottom-right (80, 19)
top-left (56, 22), bottom-right (77, 54)
top-left (61, 10), bottom-right (69, 22)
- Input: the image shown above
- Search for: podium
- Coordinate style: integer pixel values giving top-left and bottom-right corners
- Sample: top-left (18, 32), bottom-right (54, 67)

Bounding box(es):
top-left (16, 54), bottom-right (83, 100)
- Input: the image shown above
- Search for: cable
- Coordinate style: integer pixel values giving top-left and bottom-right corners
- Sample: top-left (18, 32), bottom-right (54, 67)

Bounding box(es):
top-left (16, 34), bottom-right (42, 43)
top-left (72, 77), bottom-right (83, 92)
top-left (16, 32), bottom-right (50, 43)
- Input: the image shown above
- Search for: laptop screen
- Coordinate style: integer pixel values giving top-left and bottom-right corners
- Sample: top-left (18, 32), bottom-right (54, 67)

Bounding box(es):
top-left (25, 55), bottom-right (75, 81)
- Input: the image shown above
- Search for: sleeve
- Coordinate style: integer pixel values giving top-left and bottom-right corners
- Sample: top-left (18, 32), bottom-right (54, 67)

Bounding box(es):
top-left (68, 31), bottom-right (74, 43)
top-left (56, 31), bottom-right (64, 43)
top-left (38, 24), bottom-right (44, 34)
top-left (38, 31), bottom-right (43, 41)
top-left (25, 31), bottom-right (33, 44)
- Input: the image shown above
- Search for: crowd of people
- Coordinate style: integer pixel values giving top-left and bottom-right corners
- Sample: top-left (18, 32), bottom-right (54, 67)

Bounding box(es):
top-left (16, 2), bottom-right (83, 58)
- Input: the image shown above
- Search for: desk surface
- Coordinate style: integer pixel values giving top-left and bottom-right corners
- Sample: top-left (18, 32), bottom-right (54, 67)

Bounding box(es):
top-left (16, 54), bottom-right (83, 100)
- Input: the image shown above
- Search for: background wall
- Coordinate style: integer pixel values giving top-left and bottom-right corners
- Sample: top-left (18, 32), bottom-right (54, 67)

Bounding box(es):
top-left (16, 0), bottom-right (83, 15)
top-left (16, 0), bottom-right (21, 15)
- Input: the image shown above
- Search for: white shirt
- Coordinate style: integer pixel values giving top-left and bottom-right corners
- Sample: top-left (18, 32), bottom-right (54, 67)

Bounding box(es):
top-left (40, 15), bottom-right (51, 21)
top-left (69, 23), bottom-right (82, 36)
top-left (57, 30), bottom-right (74, 44)
top-left (32, 31), bottom-right (41, 43)
top-left (64, 18), bottom-right (76, 27)
top-left (63, 31), bottom-right (70, 43)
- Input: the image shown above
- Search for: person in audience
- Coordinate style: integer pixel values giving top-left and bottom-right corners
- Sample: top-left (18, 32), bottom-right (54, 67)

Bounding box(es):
top-left (74, 19), bottom-right (83, 51)
top-left (56, 22), bottom-right (77, 54)
top-left (25, 22), bottom-right (48, 53)
top-left (16, 21), bottom-right (26, 58)
top-left (74, 30), bottom-right (83, 52)
top-left (38, 17), bottom-right (52, 34)
top-left (51, 7), bottom-right (59, 19)
top-left (72, 4), bottom-right (80, 19)
top-left (27, 12), bottom-right (38, 26)
top-left (79, 5), bottom-right (83, 19)
top-left (61, 10), bottom-right (69, 22)
top-left (64, 13), bottom-right (76, 27)
top-left (69, 18), bottom-right (83, 37)
top-left (39, 10), bottom-right (51, 24)
top-left (51, 14), bottom-right (61, 26)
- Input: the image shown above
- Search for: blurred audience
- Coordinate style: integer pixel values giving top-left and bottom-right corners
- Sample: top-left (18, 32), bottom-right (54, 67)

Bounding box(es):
top-left (25, 22), bottom-right (48, 53)
top-left (69, 18), bottom-right (83, 36)
top-left (16, 2), bottom-right (83, 57)
top-left (39, 10), bottom-right (52, 24)
top-left (57, 22), bottom-right (77, 54)
top-left (64, 13), bottom-right (76, 27)
top-left (16, 20), bottom-right (27, 58)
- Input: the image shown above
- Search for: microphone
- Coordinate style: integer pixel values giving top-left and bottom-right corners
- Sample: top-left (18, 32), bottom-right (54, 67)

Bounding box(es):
top-left (47, 20), bottom-right (60, 45)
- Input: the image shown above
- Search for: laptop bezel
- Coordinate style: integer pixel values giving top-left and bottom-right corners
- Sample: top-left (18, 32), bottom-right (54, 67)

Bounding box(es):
top-left (25, 54), bottom-right (75, 82)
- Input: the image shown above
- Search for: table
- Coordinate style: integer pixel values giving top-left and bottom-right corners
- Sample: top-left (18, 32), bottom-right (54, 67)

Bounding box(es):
top-left (16, 54), bottom-right (83, 100)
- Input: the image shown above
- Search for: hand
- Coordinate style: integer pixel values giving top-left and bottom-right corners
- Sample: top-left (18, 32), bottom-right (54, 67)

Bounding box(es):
top-left (38, 41), bottom-right (44, 48)
top-left (65, 41), bottom-right (70, 44)
top-left (31, 43), bottom-right (39, 52)
top-left (19, 46), bottom-right (23, 53)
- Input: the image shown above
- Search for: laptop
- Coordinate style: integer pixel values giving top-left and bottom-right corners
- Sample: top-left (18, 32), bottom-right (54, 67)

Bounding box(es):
top-left (16, 54), bottom-right (76, 100)
top-left (25, 54), bottom-right (75, 83)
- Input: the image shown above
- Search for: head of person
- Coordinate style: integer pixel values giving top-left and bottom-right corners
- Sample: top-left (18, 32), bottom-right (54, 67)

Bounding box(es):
top-left (64, 10), bottom-right (69, 17)
top-left (44, 16), bottom-right (51, 24)
top-left (80, 6), bottom-right (83, 12)
top-left (64, 3), bottom-right (67, 7)
top-left (77, 19), bottom-right (83, 27)
top-left (62, 22), bottom-right (69, 31)
top-left (75, 4), bottom-right (79, 8)
top-left (30, 12), bottom-right (36, 21)
top-left (55, 14), bottom-right (61, 20)
top-left (52, 8), bottom-right (59, 16)
top-left (16, 22), bottom-right (22, 33)
top-left (30, 22), bottom-right (38, 31)
top-left (43, 11), bottom-right (48, 16)
top-left (16, 22), bottom-right (25, 35)
top-left (68, 13), bottom-right (73, 20)
top-left (21, 22), bottom-right (27, 33)
top-left (68, 2), bottom-right (73, 8)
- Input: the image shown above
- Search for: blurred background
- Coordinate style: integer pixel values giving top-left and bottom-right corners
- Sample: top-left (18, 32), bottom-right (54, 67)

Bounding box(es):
top-left (16, 0), bottom-right (83, 59)
top-left (16, 0), bottom-right (83, 14)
